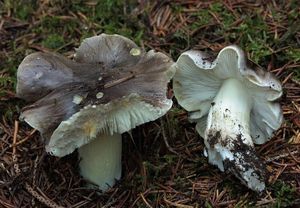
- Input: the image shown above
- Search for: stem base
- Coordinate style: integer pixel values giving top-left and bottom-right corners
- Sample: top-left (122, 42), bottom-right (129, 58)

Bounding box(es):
top-left (204, 79), bottom-right (266, 192)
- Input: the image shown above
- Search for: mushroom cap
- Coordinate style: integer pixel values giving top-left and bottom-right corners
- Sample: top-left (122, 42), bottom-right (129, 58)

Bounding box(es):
top-left (17, 34), bottom-right (176, 157)
top-left (173, 45), bottom-right (283, 144)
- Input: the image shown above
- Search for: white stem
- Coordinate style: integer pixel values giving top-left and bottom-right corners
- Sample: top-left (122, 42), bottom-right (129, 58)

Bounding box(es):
top-left (206, 78), bottom-right (252, 145)
top-left (205, 79), bottom-right (265, 192)
top-left (78, 133), bottom-right (122, 191)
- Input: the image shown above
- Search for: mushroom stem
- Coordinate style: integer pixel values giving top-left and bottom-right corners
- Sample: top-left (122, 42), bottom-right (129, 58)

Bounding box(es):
top-left (204, 78), bottom-right (266, 192)
top-left (78, 133), bottom-right (122, 191)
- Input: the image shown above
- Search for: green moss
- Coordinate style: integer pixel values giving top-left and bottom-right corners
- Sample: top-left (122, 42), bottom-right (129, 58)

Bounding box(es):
top-left (42, 34), bottom-right (65, 49)
top-left (69, 0), bottom-right (146, 44)
top-left (2, 0), bottom-right (35, 20)
top-left (171, 5), bottom-right (183, 15)
top-left (210, 2), bottom-right (235, 28)
top-left (204, 201), bottom-right (213, 208)
top-left (293, 70), bottom-right (300, 81)
top-left (0, 76), bottom-right (16, 88)
top-left (229, 14), bottom-right (271, 63)
top-left (271, 181), bottom-right (297, 207)
top-left (191, 10), bottom-right (212, 27)
top-left (163, 154), bottom-right (177, 165)
top-left (41, 16), bottom-right (61, 30)
top-left (286, 48), bottom-right (300, 62)
top-left (16, 4), bottom-right (33, 20)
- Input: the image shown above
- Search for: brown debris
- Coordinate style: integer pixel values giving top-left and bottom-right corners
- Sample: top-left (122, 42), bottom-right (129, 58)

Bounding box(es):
top-left (1, 0), bottom-right (300, 207)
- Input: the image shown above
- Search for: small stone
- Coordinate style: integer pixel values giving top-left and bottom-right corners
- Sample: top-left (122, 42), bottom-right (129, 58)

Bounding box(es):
top-left (92, 105), bottom-right (97, 108)
top-left (98, 77), bottom-right (102, 81)
top-left (96, 92), bottom-right (104, 99)
top-left (130, 48), bottom-right (141, 56)
top-left (72, 95), bottom-right (83, 104)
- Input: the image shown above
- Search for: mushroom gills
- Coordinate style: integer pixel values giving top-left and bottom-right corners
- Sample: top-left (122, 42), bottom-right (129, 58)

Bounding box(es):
top-left (78, 133), bottom-right (122, 191)
top-left (203, 78), bottom-right (266, 192)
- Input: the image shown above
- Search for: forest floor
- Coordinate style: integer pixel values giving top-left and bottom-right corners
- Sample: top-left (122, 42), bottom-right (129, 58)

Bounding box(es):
top-left (0, 0), bottom-right (299, 207)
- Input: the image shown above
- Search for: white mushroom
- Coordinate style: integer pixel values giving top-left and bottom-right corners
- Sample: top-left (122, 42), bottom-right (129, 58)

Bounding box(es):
top-left (173, 45), bottom-right (283, 192)
top-left (17, 34), bottom-right (176, 191)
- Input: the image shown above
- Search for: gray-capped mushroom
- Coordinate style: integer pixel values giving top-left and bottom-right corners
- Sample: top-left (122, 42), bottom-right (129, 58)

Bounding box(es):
top-left (173, 45), bottom-right (283, 192)
top-left (17, 34), bottom-right (176, 191)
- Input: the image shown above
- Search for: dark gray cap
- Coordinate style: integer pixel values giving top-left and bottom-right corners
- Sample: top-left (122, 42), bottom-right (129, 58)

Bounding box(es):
top-left (17, 34), bottom-right (176, 157)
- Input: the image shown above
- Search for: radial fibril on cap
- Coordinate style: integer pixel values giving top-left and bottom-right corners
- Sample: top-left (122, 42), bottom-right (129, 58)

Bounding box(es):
top-left (17, 33), bottom-right (176, 191)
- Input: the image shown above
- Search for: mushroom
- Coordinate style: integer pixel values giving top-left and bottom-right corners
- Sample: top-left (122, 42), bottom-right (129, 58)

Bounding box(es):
top-left (173, 45), bottom-right (283, 192)
top-left (17, 34), bottom-right (176, 191)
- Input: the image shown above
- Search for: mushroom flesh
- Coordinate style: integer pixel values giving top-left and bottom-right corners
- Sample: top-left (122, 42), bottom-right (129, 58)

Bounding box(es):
top-left (173, 45), bottom-right (283, 192)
